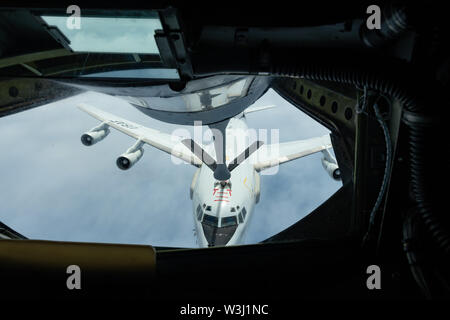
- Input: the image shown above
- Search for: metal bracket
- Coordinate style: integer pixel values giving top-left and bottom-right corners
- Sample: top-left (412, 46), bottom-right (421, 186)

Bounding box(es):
top-left (156, 8), bottom-right (193, 79)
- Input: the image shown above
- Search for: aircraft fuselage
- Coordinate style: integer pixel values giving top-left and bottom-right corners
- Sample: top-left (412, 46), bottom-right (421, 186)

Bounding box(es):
top-left (191, 116), bottom-right (259, 247)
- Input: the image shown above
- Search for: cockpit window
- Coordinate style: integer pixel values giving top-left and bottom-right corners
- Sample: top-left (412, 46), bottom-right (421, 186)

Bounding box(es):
top-left (242, 207), bottom-right (247, 219)
top-left (206, 206), bottom-right (212, 211)
top-left (238, 212), bottom-right (244, 223)
top-left (196, 205), bottom-right (203, 221)
top-left (221, 216), bottom-right (238, 227)
top-left (203, 214), bottom-right (219, 227)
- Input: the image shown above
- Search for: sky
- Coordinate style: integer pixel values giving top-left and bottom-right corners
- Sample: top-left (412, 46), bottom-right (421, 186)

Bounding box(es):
top-left (41, 15), bottom-right (162, 54)
top-left (0, 88), bottom-right (341, 247)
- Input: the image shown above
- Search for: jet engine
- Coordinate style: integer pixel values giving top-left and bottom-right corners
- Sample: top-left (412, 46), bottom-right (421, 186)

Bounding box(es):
top-left (81, 122), bottom-right (110, 146)
top-left (116, 139), bottom-right (145, 170)
top-left (321, 149), bottom-right (341, 181)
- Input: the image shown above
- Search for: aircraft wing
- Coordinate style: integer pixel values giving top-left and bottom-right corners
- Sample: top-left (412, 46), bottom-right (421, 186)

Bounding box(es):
top-left (251, 134), bottom-right (332, 171)
top-left (77, 103), bottom-right (202, 167)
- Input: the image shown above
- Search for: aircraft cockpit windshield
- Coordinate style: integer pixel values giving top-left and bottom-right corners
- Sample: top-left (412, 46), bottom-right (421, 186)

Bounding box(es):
top-left (202, 214), bottom-right (219, 228)
top-left (221, 216), bottom-right (238, 228)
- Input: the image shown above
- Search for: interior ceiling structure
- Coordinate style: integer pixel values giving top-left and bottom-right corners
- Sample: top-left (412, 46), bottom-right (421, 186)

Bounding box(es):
top-left (0, 1), bottom-right (449, 303)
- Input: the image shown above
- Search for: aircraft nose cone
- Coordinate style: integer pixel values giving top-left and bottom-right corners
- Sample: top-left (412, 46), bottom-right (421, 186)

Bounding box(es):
top-left (214, 164), bottom-right (231, 181)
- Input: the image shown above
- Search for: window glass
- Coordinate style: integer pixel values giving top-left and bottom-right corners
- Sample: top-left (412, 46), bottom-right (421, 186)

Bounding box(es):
top-left (41, 15), bottom-right (162, 54)
top-left (0, 84), bottom-right (342, 247)
top-left (242, 207), bottom-right (247, 219)
top-left (203, 214), bottom-right (218, 227)
top-left (197, 209), bottom-right (203, 221)
top-left (238, 212), bottom-right (244, 223)
top-left (82, 69), bottom-right (180, 80)
top-left (221, 216), bottom-right (238, 227)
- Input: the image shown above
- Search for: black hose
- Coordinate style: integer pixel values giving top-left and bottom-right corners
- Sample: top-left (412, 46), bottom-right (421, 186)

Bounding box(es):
top-left (268, 60), bottom-right (450, 256)
top-left (402, 211), bottom-right (432, 299)
top-left (407, 124), bottom-right (450, 255)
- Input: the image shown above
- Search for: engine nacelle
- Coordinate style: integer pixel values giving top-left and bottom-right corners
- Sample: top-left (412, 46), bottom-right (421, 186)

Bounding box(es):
top-left (81, 122), bottom-right (110, 146)
top-left (321, 149), bottom-right (341, 181)
top-left (321, 158), bottom-right (341, 181)
top-left (116, 139), bottom-right (145, 170)
top-left (81, 129), bottom-right (109, 146)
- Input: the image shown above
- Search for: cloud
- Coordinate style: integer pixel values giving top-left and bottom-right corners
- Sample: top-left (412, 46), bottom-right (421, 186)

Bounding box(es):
top-left (0, 89), bottom-right (340, 247)
top-left (243, 91), bottom-right (342, 243)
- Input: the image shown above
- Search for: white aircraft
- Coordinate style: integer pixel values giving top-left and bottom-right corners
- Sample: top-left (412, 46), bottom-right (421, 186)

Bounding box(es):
top-left (78, 103), bottom-right (341, 247)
